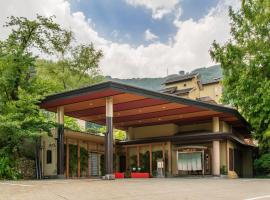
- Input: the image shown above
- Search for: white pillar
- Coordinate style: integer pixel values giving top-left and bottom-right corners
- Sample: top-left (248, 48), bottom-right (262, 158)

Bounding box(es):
top-left (212, 117), bottom-right (220, 132)
top-left (212, 117), bottom-right (220, 176)
top-left (212, 141), bottom-right (220, 176)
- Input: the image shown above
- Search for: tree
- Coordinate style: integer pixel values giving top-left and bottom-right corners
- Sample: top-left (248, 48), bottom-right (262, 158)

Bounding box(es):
top-left (36, 43), bottom-right (103, 92)
top-left (0, 15), bottom-right (79, 179)
top-left (210, 0), bottom-right (270, 152)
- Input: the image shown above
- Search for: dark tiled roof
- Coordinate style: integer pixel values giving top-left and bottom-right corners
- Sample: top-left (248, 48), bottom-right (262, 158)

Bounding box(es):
top-left (196, 96), bottom-right (217, 104)
top-left (174, 88), bottom-right (193, 95)
top-left (159, 86), bottom-right (177, 94)
top-left (160, 87), bottom-right (193, 95)
top-left (164, 73), bottom-right (199, 85)
top-left (202, 77), bottom-right (221, 85)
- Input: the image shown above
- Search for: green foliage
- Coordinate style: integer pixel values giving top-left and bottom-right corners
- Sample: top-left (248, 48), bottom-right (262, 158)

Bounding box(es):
top-left (0, 15), bottom-right (103, 179)
top-left (210, 0), bottom-right (270, 152)
top-left (64, 117), bottom-right (82, 132)
top-left (114, 129), bottom-right (126, 140)
top-left (0, 153), bottom-right (21, 180)
top-left (254, 153), bottom-right (270, 176)
top-left (220, 165), bottom-right (227, 175)
top-left (68, 144), bottom-right (88, 177)
top-left (36, 44), bottom-right (103, 92)
top-left (0, 15), bottom-right (68, 163)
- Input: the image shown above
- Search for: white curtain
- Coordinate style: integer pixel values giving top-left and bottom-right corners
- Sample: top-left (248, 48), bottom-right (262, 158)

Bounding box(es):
top-left (178, 152), bottom-right (202, 171)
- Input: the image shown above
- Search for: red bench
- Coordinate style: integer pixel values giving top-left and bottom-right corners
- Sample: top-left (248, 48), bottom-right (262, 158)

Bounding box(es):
top-left (114, 172), bottom-right (125, 179)
top-left (131, 172), bottom-right (150, 178)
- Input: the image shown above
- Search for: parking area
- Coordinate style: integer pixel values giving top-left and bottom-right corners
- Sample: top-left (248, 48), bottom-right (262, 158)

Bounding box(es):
top-left (0, 178), bottom-right (270, 200)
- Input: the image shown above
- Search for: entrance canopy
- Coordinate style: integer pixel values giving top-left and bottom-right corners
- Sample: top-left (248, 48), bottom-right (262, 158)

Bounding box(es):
top-left (40, 81), bottom-right (249, 132)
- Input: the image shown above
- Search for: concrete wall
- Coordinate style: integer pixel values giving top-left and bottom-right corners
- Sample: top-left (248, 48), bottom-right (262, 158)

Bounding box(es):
top-left (220, 140), bottom-right (227, 170)
top-left (128, 123), bottom-right (179, 139)
top-left (41, 133), bottom-right (58, 176)
top-left (178, 122), bottom-right (212, 133)
top-left (127, 122), bottom-right (215, 140)
top-left (165, 77), bottom-right (201, 99)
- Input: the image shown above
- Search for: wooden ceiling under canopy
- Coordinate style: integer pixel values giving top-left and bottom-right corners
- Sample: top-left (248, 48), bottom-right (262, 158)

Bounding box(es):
top-left (40, 81), bottom-right (249, 131)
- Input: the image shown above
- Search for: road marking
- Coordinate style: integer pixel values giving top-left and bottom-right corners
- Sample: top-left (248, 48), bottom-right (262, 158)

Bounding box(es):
top-left (0, 182), bottom-right (33, 187)
top-left (245, 195), bottom-right (270, 200)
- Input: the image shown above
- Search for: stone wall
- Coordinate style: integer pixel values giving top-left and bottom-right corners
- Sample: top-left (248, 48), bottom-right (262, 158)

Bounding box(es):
top-left (17, 157), bottom-right (36, 179)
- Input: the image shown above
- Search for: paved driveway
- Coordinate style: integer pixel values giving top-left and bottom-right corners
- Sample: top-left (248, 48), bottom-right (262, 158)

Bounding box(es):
top-left (0, 178), bottom-right (270, 200)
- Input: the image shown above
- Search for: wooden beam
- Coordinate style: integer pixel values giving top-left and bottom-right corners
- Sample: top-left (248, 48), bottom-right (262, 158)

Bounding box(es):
top-left (122, 143), bottom-right (164, 148)
top-left (77, 140), bottom-right (80, 178)
top-left (66, 138), bottom-right (69, 178)
top-left (149, 144), bottom-right (152, 176)
top-left (137, 145), bottom-right (140, 167)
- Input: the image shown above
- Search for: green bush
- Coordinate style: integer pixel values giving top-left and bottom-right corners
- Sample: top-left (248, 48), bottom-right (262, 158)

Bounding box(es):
top-left (0, 154), bottom-right (21, 180)
top-left (254, 153), bottom-right (270, 176)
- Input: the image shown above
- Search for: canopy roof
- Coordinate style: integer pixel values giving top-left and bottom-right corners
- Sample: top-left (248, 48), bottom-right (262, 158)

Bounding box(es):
top-left (40, 81), bottom-right (249, 132)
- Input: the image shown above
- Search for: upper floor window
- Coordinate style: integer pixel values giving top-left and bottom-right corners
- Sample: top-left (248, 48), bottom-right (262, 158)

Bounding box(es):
top-left (183, 83), bottom-right (186, 87)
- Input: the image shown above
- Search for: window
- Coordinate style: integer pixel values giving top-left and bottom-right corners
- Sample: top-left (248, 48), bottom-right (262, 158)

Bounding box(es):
top-left (183, 83), bottom-right (187, 87)
top-left (47, 150), bottom-right (52, 164)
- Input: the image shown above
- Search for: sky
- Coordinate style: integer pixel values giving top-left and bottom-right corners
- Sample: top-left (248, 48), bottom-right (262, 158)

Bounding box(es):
top-left (0, 0), bottom-right (239, 78)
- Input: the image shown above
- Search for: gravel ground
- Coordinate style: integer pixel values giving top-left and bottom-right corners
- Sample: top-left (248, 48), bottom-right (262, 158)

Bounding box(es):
top-left (0, 178), bottom-right (270, 200)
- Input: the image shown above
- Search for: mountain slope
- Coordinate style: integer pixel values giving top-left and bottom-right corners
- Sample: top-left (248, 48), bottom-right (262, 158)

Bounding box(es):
top-left (106, 65), bottom-right (222, 90)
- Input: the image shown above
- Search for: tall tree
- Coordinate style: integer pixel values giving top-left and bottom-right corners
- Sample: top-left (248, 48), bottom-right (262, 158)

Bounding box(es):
top-left (0, 15), bottom-right (76, 179)
top-left (36, 43), bottom-right (103, 92)
top-left (210, 0), bottom-right (270, 152)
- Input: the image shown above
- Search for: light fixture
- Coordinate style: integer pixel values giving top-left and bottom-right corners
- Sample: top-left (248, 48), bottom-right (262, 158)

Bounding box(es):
top-left (158, 118), bottom-right (162, 121)
top-left (162, 106), bottom-right (166, 109)
top-left (89, 103), bottom-right (93, 106)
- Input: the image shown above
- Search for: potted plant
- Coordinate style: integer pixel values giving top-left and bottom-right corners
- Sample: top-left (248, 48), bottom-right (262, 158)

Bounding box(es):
top-left (220, 165), bottom-right (228, 178)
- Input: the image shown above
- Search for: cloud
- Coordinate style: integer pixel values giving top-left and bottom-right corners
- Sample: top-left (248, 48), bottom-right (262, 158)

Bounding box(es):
top-left (144, 29), bottom-right (159, 41)
top-left (0, 0), bottom-right (238, 78)
top-left (125, 0), bottom-right (180, 19)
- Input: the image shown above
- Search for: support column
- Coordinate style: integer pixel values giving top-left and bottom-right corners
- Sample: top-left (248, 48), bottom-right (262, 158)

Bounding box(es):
top-left (125, 146), bottom-right (129, 172)
top-left (212, 117), bottom-right (221, 176)
top-left (66, 138), bottom-right (69, 178)
top-left (77, 140), bottom-right (80, 178)
top-left (56, 106), bottom-right (65, 177)
top-left (162, 143), bottom-right (166, 176)
top-left (149, 144), bottom-right (152, 176)
top-left (167, 142), bottom-right (172, 176)
top-left (137, 145), bottom-right (140, 168)
top-left (87, 143), bottom-right (91, 177)
top-left (212, 140), bottom-right (220, 176)
top-left (105, 96), bottom-right (114, 180)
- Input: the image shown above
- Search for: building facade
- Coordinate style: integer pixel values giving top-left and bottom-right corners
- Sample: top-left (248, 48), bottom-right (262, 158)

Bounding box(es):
top-left (40, 81), bottom-right (255, 179)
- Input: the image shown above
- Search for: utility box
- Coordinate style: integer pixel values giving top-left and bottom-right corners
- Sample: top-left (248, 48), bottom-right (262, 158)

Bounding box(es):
top-left (157, 159), bottom-right (165, 178)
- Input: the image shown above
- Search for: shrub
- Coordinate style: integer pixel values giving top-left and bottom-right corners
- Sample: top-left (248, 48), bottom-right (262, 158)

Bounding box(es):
top-left (254, 153), bottom-right (270, 176)
top-left (0, 154), bottom-right (21, 180)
